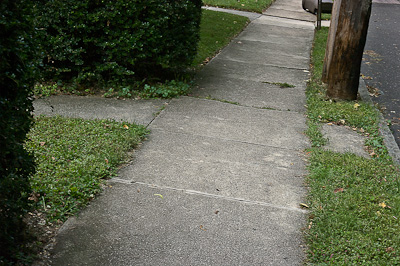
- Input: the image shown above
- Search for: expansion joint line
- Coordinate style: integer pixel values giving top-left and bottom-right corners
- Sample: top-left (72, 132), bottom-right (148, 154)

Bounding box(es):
top-left (110, 178), bottom-right (307, 214)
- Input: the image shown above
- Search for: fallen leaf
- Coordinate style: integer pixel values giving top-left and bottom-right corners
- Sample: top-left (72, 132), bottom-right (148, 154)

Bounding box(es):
top-left (379, 202), bottom-right (387, 208)
top-left (154, 194), bottom-right (164, 199)
top-left (215, 210), bottom-right (219, 214)
top-left (334, 188), bottom-right (344, 193)
top-left (28, 193), bottom-right (39, 202)
top-left (386, 247), bottom-right (395, 253)
top-left (300, 203), bottom-right (309, 209)
top-left (354, 103), bottom-right (360, 109)
top-left (123, 125), bottom-right (129, 129)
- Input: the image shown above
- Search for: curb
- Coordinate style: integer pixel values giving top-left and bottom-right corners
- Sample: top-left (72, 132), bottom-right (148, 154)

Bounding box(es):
top-left (358, 77), bottom-right (400, 165)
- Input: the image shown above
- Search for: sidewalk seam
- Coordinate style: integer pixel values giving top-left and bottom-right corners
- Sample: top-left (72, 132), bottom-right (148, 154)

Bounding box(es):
top-left (148, 127), bottom-right (309, 152)
top-left (263, 13), bottom-right (316, 23)
top-left (110, 178), bottom-right (308, 214)
top-left (146, 101), bottom-right (171, 128)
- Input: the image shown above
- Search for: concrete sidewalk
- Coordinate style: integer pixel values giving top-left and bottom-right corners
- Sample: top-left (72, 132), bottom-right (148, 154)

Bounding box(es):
top-left (36, 1), bottom-right (317, 265)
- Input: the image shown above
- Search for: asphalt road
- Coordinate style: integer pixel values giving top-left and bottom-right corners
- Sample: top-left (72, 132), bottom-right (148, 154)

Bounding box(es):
top-left (361, 0), bottom-right (400, 147)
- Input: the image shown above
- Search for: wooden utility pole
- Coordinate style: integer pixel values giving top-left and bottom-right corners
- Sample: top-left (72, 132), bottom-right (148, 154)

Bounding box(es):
top-left (322, 0), bottom-right (372, 100)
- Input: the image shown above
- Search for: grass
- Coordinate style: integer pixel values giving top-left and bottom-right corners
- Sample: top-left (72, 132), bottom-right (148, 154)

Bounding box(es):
top-left (203, 0), bottom-right (273, 13)
top-left (305, 27), bottom-right (400, 265)
top-left (25, 116), bottom-right (149, 222)
top-left (192, 9), bottom-right (249, 66)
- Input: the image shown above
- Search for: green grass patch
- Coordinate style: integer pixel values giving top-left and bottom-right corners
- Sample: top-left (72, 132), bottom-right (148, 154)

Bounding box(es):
top-left (25, 116), bottom-right (149, 222)
top-left (193, 9), bottom-right (249, 66)
top-left (305, 28), bottom-right (400, 265)
top-left (203, 0), bottom-right (273, 13)
top-left (321, 13), bottom-right (331, 20)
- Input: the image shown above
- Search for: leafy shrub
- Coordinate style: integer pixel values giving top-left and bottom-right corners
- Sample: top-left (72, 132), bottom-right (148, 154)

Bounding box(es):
top-left (35, 0), bottom-right (202, 87)
top-left (0, 0), bottom-right (37, 263)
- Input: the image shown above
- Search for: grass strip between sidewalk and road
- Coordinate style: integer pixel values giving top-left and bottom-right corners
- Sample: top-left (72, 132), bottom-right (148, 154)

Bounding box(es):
top-left (203, 0), bottom-right (273, 13)
top-left (305, 27), bottom-right (400, 265)
top-left (25, 116), bottom-right (149, 223)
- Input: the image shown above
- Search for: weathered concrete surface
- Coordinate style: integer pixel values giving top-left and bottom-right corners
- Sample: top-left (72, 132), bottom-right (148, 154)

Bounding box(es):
top-left (118, 129), bottom-right (307, 208)
top-left (321, 124), bottom-right (370, 158)
top-left (192, 75), bottom-right (306, 112)
top-left (50, 182), bottom-right (306, 266)
top-left (46, 1), bottom-right (315, 265)
top-left (196, 59), bottom-right (310, 89)
top-left (33, 95), bottom-right (168, 126)
top-left (216, 41), bottom-right (310, 69)
top-left (150, 97), bottom-right (309, 150)
top-left (263, 0), bottom-right (317, 22)
top-left (264, 8), bottom-right (317, 22)
top-left (254, 15), bottom-right (317, 29)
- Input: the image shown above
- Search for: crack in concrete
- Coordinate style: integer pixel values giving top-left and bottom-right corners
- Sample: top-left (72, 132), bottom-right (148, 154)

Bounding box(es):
top-left (110, 178), bottom-right (308, 213)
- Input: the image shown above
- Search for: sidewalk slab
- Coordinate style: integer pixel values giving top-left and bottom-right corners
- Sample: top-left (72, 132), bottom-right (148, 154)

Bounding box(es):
top-left (50, 182), bottom-right (306, 266)
top-left (192, 75), bottom-right (306, 112)
top-left (322, 124), bottom-right (370, 158)
top-left (216, 41), bottom-right (310, 70)
top-left (237, 29), bottom-right (313, 49)
top-left (118, 129), bottom-right (307, 208)
top-left (196, 58), bottom-right (310, 89)
top-left (33, 95), bottom-right (168, 126)
top-left (244, 23), bottom-right (314, 41)
top-left (227, 39), bottom-right (311, 58)
top-left (254, 15), bottom-right (316, 29)
top-left (150, 97), bottom-right (309, 150)
top-left (264, 8), bottom-right (316, 22)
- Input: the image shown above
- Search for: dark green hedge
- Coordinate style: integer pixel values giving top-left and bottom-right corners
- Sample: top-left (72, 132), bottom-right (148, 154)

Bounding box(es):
top-left (36, 0), bottom-right (202, 86)
top-left (0, 0), bottom-right (36, 264)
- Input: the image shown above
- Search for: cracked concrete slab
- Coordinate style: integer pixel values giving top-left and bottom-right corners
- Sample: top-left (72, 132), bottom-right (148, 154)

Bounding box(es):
top-left (216, 41), bottom-right (310, 69)
top-left (254, 15), bottom-right (316, 29)
top-left (264, 8), bottom-right (317, 22)
top-left (50, 182), bottom-right (306, 266)
top-left (150, 97), bottom-right (309, 150)
top-left (192, 75), bottom-right (306, 112)
top-left (196, 58), bottom-right (310, 89)
top-left (118, 128), bottom-right (308, 208)
top-left (243, 23), bottom-right (315, 41)
top-left (33, 95), bottom-right (168, 126)
top-left (321, 124), bottom-right (370, 158)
